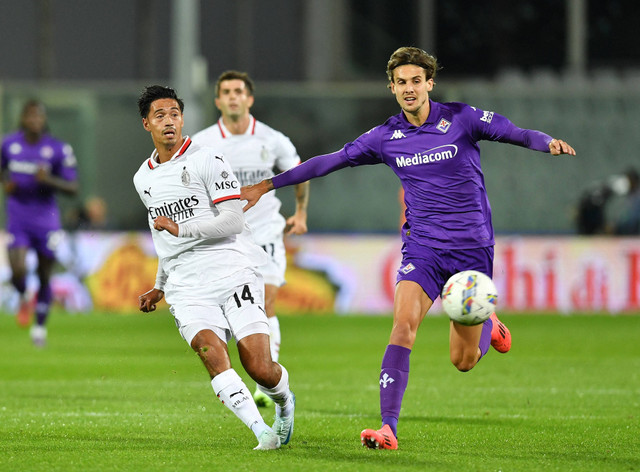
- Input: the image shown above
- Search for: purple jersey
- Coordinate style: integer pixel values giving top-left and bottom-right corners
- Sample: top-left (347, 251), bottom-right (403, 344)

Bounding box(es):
top-left (273, 100), bottom-right (552, 249)
top-left (1, 130), bottom-right (77, 231)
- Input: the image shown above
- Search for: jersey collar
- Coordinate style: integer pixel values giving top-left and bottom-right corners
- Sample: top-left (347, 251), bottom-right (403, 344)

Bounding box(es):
top-left (147, 136), bottom-right (192, 169)
top-left (217, 115), bottom-right (256, 138)
top-left (399, 99), bottom-right (441, 128)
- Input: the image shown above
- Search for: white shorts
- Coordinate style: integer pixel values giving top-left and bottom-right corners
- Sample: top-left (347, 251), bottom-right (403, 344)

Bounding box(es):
top-left (168, 268), bottom-right (270, 346)
top-left (256, 236), bottom-right (286, 287)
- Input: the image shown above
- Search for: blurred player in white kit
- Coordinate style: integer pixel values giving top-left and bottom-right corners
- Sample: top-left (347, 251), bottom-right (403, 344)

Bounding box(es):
top-left (193, 71), bottom-right (309, 407)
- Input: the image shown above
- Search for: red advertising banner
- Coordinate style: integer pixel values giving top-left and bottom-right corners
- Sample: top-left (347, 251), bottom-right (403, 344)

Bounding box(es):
top-left (0, 232), bottom-right (637, 315)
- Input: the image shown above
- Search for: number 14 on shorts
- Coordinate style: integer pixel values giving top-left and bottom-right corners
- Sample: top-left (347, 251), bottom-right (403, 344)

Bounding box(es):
top-left (233, 285), bottom-right (256, 307)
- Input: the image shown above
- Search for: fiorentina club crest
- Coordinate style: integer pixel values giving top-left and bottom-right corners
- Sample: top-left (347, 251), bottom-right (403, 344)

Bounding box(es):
top-left (401, 263), bottom-right (415, 275)
top-left (437, 118), bottom-right (451, 133)
top-left (380, 373), bottom-right (395, 388)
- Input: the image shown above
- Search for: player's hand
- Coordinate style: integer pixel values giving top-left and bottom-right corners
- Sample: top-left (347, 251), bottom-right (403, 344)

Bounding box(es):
top-left (549, 139), bottom-right (576, 156)
top-left (35, 166), bottom-right (51, 183)
top-left (153, 216), bottom-right (179, 236)
top-left (285, 211), bottom-right (308, 235)
top-left (240, 179), bottom-right (273, 212)
top-left (138, 288), bottom-right (164, 313)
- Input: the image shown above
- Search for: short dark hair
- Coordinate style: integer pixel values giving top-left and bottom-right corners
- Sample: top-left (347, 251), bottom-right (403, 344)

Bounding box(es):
top-left (215, 70), bottom-right (255, 97)
top-left (137, 85), bottom-right (184, 118)
top-left (386, 47), bottom-right (439, 84)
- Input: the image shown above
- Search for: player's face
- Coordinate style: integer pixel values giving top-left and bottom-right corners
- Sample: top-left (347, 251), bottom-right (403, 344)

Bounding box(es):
top-left (215, 79), bottom-right (254, 120)
top-left (21, 105), bottom-right (47, 135)
top-left (390, 64), bottom-right (434, 118)
top-left (142, 98), bottom-right (184, 148)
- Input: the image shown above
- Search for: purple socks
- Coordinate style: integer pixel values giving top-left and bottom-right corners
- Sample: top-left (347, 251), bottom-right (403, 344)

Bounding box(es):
top-left (379, 318), bottom-right (493, 437)
top-left (478, 316), bottom-right (494, 359)
top-left (379, 344), bottom-right (411, 437)
top-left (35, 283), bottom-right (52, 326)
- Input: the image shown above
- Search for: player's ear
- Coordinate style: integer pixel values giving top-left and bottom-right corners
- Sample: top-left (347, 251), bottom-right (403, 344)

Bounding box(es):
top-left (142, 117), bottom-right (150, 132)
top-left (426, 78), bottom-right (435, 91)
top-left (247, 94), bottom-right (255, 108)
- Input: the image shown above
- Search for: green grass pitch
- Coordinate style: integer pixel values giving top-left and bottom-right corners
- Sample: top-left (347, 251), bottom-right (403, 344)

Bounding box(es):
top-left (0, 311), bottom-right (638, 471)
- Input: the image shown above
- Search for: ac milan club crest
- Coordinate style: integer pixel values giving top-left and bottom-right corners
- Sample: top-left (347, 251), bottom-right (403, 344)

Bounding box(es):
top-left (181, 166), bottom-right (191, 186)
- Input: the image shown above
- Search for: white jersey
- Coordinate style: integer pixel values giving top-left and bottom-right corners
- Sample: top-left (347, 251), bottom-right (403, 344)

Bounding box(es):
top-left (133, 137), bottom-right (267, 286)
top-left (192, 116), bottom-right (301, 245)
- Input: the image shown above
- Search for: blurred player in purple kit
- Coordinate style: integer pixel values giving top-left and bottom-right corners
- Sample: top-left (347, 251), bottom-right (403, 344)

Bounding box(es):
top-left (1, 100), bottom-right (78, 346)
top-left (241, 47), bottom-right (576, 449)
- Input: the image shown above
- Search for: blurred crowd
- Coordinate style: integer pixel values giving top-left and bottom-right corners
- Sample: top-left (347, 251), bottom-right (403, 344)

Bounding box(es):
top-left (576, 167), bottom-right (640, 235)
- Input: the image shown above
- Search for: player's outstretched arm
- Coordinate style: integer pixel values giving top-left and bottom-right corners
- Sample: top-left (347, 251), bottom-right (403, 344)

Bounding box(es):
top-left (36, 166), bottom-right (79, 195)
top-left (549, 138), bottom-right (576, 156)
top-left (138, 288), bottom-right (164, 313)
top-left (241, 179), bottom-right (274, 212)
top-left (242, 151), bottom-right (348, 213)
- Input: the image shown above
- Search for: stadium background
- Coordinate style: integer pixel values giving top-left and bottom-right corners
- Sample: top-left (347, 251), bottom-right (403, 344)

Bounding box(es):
top-left (0, 0), bottom-right (639, 314)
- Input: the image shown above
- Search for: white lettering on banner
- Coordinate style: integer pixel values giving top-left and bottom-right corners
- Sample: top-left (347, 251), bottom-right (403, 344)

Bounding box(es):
top-left (283, 235), bottom-right (640, 314)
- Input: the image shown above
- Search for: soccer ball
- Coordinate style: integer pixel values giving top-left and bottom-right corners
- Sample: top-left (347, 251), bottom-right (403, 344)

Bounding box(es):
top-left (441, 270), bottom-right (498, 325)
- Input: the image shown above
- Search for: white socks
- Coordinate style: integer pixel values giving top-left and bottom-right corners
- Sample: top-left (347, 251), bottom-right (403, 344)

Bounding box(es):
top-left (268, 316), bottom-right (281, 362)
top-left (211, 369), bottom-right (269, 439)
top-left (257, 364), bottom-right (293, 416)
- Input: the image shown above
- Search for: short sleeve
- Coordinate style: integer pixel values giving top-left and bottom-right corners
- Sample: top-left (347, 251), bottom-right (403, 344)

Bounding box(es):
top-left (198, 152), bottom-right (242, 205)
top-left (273, 133), bottom-right (301, 172)
top-left (56, 142), bottom-right (78, 181)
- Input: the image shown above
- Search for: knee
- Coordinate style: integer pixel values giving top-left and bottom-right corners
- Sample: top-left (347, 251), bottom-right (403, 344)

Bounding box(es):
top-left (11, 266), bottom-right (27, 281)
top-left (191, 337), bottom-right (228, 377)
top-left (389, 321), bottom-right (417, 348)
top-left (194, 343), bottom-right (217, 368)
top-left (264, 300), bottom-right (276, 318)
top-left (264, 292), bottom-right (277, 318)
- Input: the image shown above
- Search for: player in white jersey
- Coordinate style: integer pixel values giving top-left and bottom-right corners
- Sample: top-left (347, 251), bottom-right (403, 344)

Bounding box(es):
top-left (192, 71), bottom-right (309, 407)
top-left (134, 85), bottom-right (295, 450)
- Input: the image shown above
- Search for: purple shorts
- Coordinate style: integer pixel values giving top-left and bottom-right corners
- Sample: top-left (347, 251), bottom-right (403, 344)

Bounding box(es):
top-left (397, 243), bottom-right (494, 302)
top-left (7, 226), bottom-right (57, 259)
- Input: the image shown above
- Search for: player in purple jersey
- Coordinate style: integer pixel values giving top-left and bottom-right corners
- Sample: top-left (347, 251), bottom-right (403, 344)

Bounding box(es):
top-left (242, 47), bottom-right (576, 450)
top-left (1, 100), bottom-right (78, 345)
